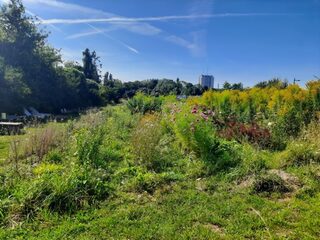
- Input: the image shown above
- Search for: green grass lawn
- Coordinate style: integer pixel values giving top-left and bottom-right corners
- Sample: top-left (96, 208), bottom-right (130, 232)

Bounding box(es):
top-left (2, 176), bottom-right (319, 239)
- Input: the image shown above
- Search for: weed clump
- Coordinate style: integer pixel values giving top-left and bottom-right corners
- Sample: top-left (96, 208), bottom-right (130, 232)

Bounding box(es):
top-left (132, 114), bottom-right (163, 169)
top-left (128, 172), bottom-right (183, 194)
top-left (253, 173), bottom-right (291, 194)
top-left (24, 125), bottom-right (67, 162)
top-left (14, 167), bottom-right (111, 218)
top-left (45, 149), bottom-right (63, 164)
top-left (127, 93), bottom-right (162, 114)
top-left (172, 106), bottom-right (241, 174)
top-left (76, 127), bottom-right (105, 168)
top-left (282, 143), bottom-right (320, 167)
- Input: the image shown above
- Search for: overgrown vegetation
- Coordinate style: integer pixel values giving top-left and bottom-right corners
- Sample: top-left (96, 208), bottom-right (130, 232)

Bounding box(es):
top-left (0, 1), bottom-right (320, 239)
top-left (0, 79), bottom-right (319, 238)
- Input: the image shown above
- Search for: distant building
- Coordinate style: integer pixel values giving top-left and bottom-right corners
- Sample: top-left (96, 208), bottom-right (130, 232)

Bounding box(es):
top-left (199, 75), bottom-right (214, 89)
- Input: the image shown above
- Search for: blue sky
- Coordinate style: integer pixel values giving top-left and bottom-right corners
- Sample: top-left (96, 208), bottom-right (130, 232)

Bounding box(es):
top-left (2, 0), bottom-right (320, 86)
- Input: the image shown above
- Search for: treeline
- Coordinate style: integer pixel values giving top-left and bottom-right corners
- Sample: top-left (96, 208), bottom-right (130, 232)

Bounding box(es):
top-left (0, 0), bottom-right (101, 113)
top-left (0, 0), bottom-right (203, 114)
top-left (102, 77), bottom-right (204, 103)
top-left (221, 78), bottom-right (289, 91)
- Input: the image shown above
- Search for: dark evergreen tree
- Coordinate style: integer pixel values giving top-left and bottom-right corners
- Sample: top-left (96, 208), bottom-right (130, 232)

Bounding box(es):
top-left (103, 72), bottom-right (109, 85)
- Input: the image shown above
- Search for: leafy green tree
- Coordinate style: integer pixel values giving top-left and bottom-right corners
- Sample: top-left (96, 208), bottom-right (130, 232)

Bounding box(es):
top-left (231, 83), bottom-right (243, 90)
top-left (82, 48), bottom-right (101, 83)
top-left (152, 79), bottom-right (178, 96)
top-left (0, 0), bottom-right (63, 112)
top-left (0, 57), bottom-right (30, 113)
top-left (60, 67), bottom-right (89, 108)
top-left (222, 82), bottom-right (243, 90)
top-left (255, 78), bottom-right (288, 89)
top-left (223, 82), bottom-right (232, 90)
top-left (103, 72), bottom-right (109, 85)
top-left (64, 61), bottom-right (83, 72)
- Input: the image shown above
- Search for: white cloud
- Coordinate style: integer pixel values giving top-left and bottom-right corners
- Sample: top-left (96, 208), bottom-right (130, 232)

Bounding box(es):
top-left (25, 9), bottom-right (63, 33)
top-left (66, 26), bottom-right (117, 39)
top-left (66, 30), bottom-right (102, 40)
top-left (165, 31), bottom-right (206, 57)
top-left (87, 24), bottom-right (139, 54)
top-left (6, 0), bottom-right (297, 57)
top-left (23, 0), bottom-right (162, 36)
top-left (166, 35), bottom-right (193, 49)
top-left (23, 0), bottom-right (110, 15)
top-left (38, 13), bottom-right (294, 25)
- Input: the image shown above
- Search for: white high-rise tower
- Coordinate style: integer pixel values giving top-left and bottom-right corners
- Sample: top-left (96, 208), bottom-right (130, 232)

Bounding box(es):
top-left (199, 75), bottom-right (214, 88)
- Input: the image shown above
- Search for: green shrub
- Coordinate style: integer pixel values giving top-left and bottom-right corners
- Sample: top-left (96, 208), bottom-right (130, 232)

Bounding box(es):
top-left (100, 147), bottom-right (122, 163)
top-left (193, 122), bottom-right (240, 172)
top-left (173, 108), bottom-right (241, 173)
top-left (172, 107), bottom-right (198, 150)
top-left (127, 92), bottom-right (162, 114)
top-left (228, 144), bottom-right (267, 180)
top-left (45, 150), bottom-right (63, 164)
top-left (281, 105), bottom-right (304, 137)
top-left (113, 166), bottom-right (144, 185)
top-left (269, 120), bottom-right (288, 151)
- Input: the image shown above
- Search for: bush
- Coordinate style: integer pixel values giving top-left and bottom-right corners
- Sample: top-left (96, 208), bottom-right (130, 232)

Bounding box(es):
top-left (230, 144), bottom-right (267, 180)
top-left (173, 107), bottom-right (240, 173)
top-left (99, 147), bottom-right (122, 163)
top-left (45, 150), bottom-right (63, 164)
top-left (0, 198), bottom-right (10, 225)
top-left (281, 105), bottom-right (304, 137)
top-left (127, 92), bottom-right (162, 114)
top-left (269, 120), bottom-right (288, 151)
top-left (193, 124), bottom-right (240, 173)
